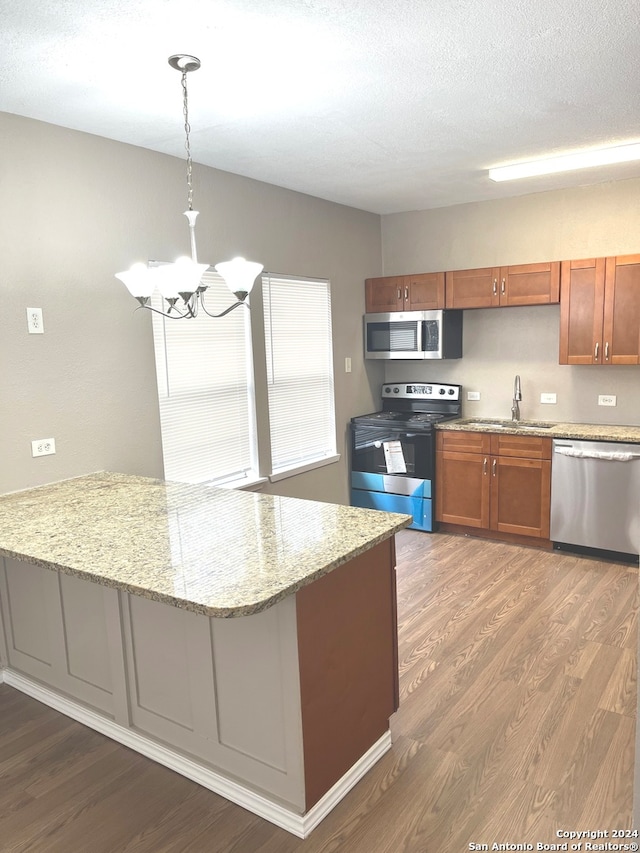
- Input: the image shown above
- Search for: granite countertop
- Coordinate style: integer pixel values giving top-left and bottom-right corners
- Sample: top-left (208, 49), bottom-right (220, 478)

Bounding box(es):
top-left (0, 472), bottom-right (411, 618)
top-left (437, 418), bottom-right (640, 443)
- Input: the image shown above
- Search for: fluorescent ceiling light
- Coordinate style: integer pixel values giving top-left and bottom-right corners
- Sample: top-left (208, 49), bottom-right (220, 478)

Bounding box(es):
top-left (488, 142), bottom-right (640, 182)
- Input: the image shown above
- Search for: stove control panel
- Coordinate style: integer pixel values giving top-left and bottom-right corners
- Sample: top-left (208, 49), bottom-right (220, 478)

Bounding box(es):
top-left (382, 382), bottom-right (461, 401)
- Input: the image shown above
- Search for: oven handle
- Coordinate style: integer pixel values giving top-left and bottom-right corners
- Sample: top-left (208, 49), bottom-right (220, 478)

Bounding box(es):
top-left (359, 430), bottom-right (428, 438)
top-left (370, 433), bottom-right (423, 442)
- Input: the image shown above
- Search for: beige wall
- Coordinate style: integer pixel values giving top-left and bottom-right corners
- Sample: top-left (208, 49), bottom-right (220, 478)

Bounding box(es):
top-left (5, 111), bottom-right (638, 503)
top-left (380, 180), bottom-right (640, 426)
top-left (0, 112), bottom-right (384, 500)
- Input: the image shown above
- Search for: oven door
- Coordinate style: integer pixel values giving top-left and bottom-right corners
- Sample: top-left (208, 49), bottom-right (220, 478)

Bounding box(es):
top-left (350, 422), bottom-right (435, 531)
top-left (351, 423), bottom-right (433, 479)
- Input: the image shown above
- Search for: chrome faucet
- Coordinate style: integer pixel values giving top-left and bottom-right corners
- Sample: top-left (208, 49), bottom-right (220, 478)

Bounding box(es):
top-left (511, 374), bottom-right (522, 421)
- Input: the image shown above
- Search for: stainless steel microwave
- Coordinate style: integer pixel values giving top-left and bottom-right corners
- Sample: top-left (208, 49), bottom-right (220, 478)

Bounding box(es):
top-left (364, 310), bottom-right (463, 360)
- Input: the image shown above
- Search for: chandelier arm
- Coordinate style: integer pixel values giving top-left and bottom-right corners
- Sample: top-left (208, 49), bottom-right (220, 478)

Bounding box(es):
top-left (199, 300), bottom-right (249, 319)
top-left (137, 302), bottom-right (193, 320)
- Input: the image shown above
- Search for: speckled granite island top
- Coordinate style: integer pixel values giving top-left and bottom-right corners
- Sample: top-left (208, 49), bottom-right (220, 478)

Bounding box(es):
top-left (0, 472), bottom-right (411, 618)
top-left (437, 418), bottom-right (640, 443)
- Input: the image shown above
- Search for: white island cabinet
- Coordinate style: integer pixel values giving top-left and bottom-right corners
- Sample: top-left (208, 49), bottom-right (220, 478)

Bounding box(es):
top-left (0, 472), bottom-right (410, 838)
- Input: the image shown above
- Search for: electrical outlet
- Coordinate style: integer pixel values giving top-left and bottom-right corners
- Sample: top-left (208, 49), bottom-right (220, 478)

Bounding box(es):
top-left (540, 393), bottom-right (557, 404)
top-left (345, 357), bottom-right (352, 373)
top-left (598, 395), bottom-right (617, 407)
top-left (26, 307), bottom-right (44, 334)
top-left (31, 438), bottom-right (56, 457)
top-left (467, 391), bottom-right (481, 401)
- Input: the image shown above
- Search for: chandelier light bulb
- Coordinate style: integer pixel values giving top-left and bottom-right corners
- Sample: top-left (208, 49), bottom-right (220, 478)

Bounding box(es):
top-left (115, 263), bottom-right (156, 299)
top-left (215, 257), bottom-right (264, 300)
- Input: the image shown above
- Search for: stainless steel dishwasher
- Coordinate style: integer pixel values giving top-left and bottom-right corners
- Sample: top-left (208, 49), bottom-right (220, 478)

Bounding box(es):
top-left (550, 439), bottom-right (640, 559)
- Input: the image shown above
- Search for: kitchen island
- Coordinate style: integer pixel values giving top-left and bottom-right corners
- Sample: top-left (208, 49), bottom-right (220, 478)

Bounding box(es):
top-left (0, 472), bottom-right (411, 838)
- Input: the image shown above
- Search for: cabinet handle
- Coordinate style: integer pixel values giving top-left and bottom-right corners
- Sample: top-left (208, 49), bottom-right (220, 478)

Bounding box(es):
top-left (594, 341), bottom-right (599, 361)
top-left (405, 286), bottom-right (409, 300)
top-left (501, 277), bottom-right (506, 294)
top-left (605, 341), bottom-right (609, 361)
top-left (397, 288), bottom-right (401, 300)
top-left (483, 457), bottom-right (488, 475)
top-left (492, 459), bottom-right (497, 477)
top-left (492, 278), bottom-right (497, 295)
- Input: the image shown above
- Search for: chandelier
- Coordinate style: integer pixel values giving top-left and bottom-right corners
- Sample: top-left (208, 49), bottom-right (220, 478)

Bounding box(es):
top-left (115, 55), bottom-right (263, 319)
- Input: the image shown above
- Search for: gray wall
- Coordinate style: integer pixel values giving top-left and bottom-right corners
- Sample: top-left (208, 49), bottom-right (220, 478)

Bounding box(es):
top-left (381, 180), bottom-right (640, 426)
top-left (0, 112), bottom-right (384, 500)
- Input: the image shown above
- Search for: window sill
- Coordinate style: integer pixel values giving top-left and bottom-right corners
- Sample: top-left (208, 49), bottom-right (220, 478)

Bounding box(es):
top-left (269, 454), bottom-right (341, 483)
top-left (215, 476), bottom-right (269, 492)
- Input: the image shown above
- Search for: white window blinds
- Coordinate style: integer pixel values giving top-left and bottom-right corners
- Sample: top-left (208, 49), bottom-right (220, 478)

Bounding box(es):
top-left (262, 274), bottom-right (336, 475)
top-left (151, 268), bottom-right (255, 484)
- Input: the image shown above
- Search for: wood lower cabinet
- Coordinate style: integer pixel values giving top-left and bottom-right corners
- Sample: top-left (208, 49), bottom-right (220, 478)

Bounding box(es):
top-left (445, 262), bottom-right (560, 309)
top-left (365, 272), bottom-right (445, 312)
top-left (435, 430), bottom-right (551, 542)
top-left (560, 255), bottom-right (640, 364)
top-left (434, 430), bottom-right (491, 528)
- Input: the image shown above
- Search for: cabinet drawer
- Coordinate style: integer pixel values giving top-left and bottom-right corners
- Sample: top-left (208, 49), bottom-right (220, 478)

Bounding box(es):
top-left (436, 430), bottom-right (491, 454)
top-left (490, 434), bottom-right (552, 460)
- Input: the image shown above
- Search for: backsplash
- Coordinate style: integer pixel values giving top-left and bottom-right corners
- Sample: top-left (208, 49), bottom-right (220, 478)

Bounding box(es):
top-left (384, 305), bottom-right (640, 426)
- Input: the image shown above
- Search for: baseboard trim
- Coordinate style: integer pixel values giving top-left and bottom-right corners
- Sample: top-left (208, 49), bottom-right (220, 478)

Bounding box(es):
top-left (302, 728), bottom-right (392, 836)
top-left (3, 668), bottom-right (391, 838)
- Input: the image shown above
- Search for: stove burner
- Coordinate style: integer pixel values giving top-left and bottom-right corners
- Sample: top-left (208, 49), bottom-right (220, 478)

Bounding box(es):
top-left (406, 413), bottom-right (444, 423)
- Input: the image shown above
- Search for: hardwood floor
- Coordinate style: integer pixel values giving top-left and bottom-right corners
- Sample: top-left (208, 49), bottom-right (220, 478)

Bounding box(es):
top-left (1, 531), bottom-right (637, 851)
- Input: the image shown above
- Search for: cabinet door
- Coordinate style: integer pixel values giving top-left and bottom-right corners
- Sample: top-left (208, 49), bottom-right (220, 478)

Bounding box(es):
top-left (445, 267), bottom-right (501, 309)
top-left (603, 255), bottom-right (640, 364)
top-left (405, 272), bottom-right (445, 310)
top-left (435, 450), bottom-right (490, 528)
top-left (559, 258), bottom-right (606, 364)
top-left (490, 456), bottom-right (551, 538)
top-left (501, 262), bottom-right (560, 306)
top-left (365, 277), bottom-right (404, 312)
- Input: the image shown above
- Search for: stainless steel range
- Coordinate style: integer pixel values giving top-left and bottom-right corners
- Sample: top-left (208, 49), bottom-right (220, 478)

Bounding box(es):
top-left (350, 382), bottom-right (462, 531)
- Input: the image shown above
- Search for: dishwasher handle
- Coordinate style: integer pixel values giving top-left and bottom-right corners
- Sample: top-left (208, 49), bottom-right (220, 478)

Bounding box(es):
top-left (554, 446), bottom-right (640, 462)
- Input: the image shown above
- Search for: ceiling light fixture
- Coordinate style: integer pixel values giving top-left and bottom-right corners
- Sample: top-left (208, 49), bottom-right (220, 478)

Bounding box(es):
top-left (488, 142), bottom-right (640, 182)
top-left (116, 54), bottom-right (263, 319)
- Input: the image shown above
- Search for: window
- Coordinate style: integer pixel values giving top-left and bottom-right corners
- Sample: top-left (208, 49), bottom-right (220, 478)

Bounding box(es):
top-left (151, 268), bottom-right (256, 485)
top-left (262, 274), bottom-right (337, 479)
top-left (151, 268), bottom-right (338, 487)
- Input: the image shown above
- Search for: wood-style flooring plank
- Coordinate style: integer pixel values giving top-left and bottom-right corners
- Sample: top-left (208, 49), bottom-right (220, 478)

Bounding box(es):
top-left (0, 530), bottom-right (636, 852)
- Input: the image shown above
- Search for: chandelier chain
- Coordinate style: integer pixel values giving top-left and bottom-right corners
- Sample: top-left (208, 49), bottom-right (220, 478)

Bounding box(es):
top-left (181, 70), bottom-right (194, 212)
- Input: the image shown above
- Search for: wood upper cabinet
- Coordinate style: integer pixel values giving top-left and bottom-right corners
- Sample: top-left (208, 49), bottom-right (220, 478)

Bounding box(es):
top-left (560, 255), bottom-right (640, 365)
top-left (445, 262), bottom-right (560, 310)
top-left (435, 431), bottom-right (551, 540)
top-left (365, 272), bottom-right (445, 312)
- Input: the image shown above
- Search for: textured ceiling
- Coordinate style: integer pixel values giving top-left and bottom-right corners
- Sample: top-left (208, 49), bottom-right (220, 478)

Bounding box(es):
top-left (2, 0), bottom-right (640, 214)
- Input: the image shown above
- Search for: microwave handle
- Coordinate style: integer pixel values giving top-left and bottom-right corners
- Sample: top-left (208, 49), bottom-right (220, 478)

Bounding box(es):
top-left (415, 319), bottom-right (424, 352)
